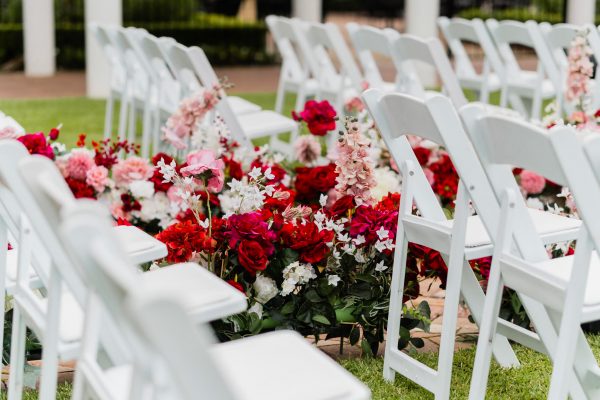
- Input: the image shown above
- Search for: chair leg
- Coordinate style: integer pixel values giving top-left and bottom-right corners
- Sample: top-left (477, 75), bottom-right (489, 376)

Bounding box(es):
top-left (275, 80), bottom-right (286, 114)
top-left (294, 87), bottom-right (307, 113)
top-left (104, 93), bottom-right (115, 140)
top-left (141, 103), bottom-right (153, 159)
top-left (117, 93), bottom-right (129, 144)
top-left (128, 104), bottom-right (137, 144)
top-left (38, 271), bottom-right (62, 400)
top-left (7, 307), bottom-right (26, 400)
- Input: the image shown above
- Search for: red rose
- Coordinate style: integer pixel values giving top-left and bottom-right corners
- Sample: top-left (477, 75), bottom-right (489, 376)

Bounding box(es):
top-left (226, 212), bottom-right (276, 256)
top-left (152, 152), bottom-right (175, 166)
top-left (156, 220), bottom-right (215, 263)
top-left (310, 163), bottom-right (337, 193)
top-left (294, 100), bottom-right (337, 136)
top-left (237, 240), bottom-right (268, 275)
top-left (469, 256), bottom-right (492, 281)
top-left (294, 163), bottom-right (337, 202)
top-left (17, 133), bottom-right (55, 160)
top-left (49, 128), bottom-right (60, 141)
top-left (264, 185), bottom-right (295, 212)
top-left (225, 156), bottom-right (244, 180)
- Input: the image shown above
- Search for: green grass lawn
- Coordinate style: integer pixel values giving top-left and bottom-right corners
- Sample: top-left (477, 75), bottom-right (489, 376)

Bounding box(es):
top-left (0, 91), bottom-right (585, 399)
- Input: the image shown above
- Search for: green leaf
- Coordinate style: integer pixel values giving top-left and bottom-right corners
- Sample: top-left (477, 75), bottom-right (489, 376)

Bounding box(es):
top-left (312, 314), bottom-right (331, 325)
top-left (360, 338), bottom-right (374, 357)
top-left (305, 289), bottom-right (323, 303)
top-left (349, 326), bottom-right (360, 346)
top-left (410, 337), bottom-right (425, 348)
top-left (280, 301), bottom-right (295, 315)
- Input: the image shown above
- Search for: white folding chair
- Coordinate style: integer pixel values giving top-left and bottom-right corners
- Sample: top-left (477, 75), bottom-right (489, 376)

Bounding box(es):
top-left (90, 24), bottom-right (127, 140)
top-left (169, 44), bottom-right (298, 153)
top-left (362, 90), bottom-right (582, 398)
top-left (437, 17), bottom-right (503, 103)
top-left (386, 32), bottom-right (468, 108)
top-left (346, 23), bottom-right (399, 91)
top-left (463, 106), bottom-right (600, 399)
top-left (300, 20), bottom-right (364, 112)
top-left (266, 15), bottom-right (320, 113)
top-left (486, 19), bottom-right (558, 120)
top-left (59, 207), bottom-right (371, 400)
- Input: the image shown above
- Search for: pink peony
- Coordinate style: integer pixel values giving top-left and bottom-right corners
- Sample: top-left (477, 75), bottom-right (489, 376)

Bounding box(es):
top-left (520, 170), bottom-right (546, 195)
top-left (66, 150), bottom-right (95, 180)
top-left (180, 149), bottom-right (225, 193)
top-left (112, 156), bottom-right (154, 187)
top-left (294, 135), bottom-right (321, 165)
top-left (86, 165), bottom-right (109, 193)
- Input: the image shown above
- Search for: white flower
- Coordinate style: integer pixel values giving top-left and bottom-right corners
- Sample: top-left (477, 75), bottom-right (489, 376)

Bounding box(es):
top-left (328, 275), bottom-right (341, 287)
top-left (129, 180), bottom-right (155, 199)
top-left (546, 202), bottom-right (564, 215)
top-left (248, 302), bottom-right (263, 319)
top-left (376, 226), bottom-right (389, 240)
top-left (157, 158), bottom-right (177, 183)
top-left (319, 194), bottom-right (328, 207)
top-left (353, 235), bottom-right (366, 246)
top-left (198, 218), bottom-right (210, 229)
top-left (371, 167), bottom-right (401, 201)
top-left (281, 279), bottom-right (297, 296)
top-left (263, 167), bottom-right (275, 181)
top-left (249, 166), bottom-right (262, 180)
top-left (375, 260), bottom-right (388, 272)
top-left (281, 262), bottom-right (316, 296)
top-left (253, 274), bottom-right (279, 304)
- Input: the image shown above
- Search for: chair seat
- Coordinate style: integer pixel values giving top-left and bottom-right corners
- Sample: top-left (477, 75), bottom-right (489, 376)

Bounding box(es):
top-left (112, 225), bottom-right (167, 264)
top-left (140, 262), bottom-right (247, 323)
top-left (228, 96), bottom-right (262, 115)
top-left (211, 331), bottom-right (370, 400)
top-left (237, 110), bottom-right (297, 139)
top-left (104, 365), bottom-right (133, 400)
top-left (507, 71), bottom-right (555, 98)
top-left (437, 208), bottom-right (580, 259)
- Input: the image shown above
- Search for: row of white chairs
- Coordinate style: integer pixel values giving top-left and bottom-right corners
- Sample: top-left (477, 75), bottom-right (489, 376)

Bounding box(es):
top-left (92, 24), bottom-right (298, 158)
top-left (268, 15), bottom-right (600, 123)
top-left (0, 138), bottom-right (370, 399)
top-left (363, 86), bottom-right (600, 398)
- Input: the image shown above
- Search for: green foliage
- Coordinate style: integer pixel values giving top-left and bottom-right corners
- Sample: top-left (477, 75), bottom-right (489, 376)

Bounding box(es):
top-left (124, 0), bottom-right (196, 23)
top-left (457, 7), bottom-right (564, 24)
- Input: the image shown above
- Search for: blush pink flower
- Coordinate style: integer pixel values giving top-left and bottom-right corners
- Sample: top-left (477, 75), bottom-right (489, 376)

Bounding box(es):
top-left (66, 150), bottom-right (95, 180)
top-left (86, 165), bottom-right (109, 193)
top-left (294, 135), bottom-right (321, 165)
top-left (520, 170), bottom-right (546, 195)
top-left (0, 126), bottom-right (18, 140)
top-left (113, 156), bottom-right (154, 187)
top-left (180, 149), bottom-right (225, 193)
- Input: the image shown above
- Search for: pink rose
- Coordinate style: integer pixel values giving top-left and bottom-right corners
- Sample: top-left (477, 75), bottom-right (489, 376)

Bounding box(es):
top-left (66, 150), bottom-right (95, 180)
top-left (86, 165), bottom-right (109, 193)
top-left (520, 170), bottom-right (546, 195)
top-left (180, 149), bottom-right (225, 193)
top-left (113, 156), bottom-right (154, 187)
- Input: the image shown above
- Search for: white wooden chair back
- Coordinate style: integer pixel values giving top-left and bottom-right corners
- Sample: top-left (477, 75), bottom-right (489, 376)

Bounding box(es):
top-left (303, 21), bottom-right (363, 93)
top-left (164, 42), bottom-right (201, 98)
top-left (346, 23), bottom-right (396, 90)
top-left (437, 17), bottom-right (505, 102)
top-left (387, 33), bottom-right (468, 108)
top-left (91, 24), bottom-right (126, 89)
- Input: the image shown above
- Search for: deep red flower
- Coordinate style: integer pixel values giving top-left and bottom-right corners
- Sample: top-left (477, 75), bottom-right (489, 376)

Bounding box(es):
top-left (264, 185), bottom-right (296, 212)
top-left (375, 192), bottom-right (401, 212)
top-left (429, 154), bottom-right (459, 203)
top-left (409, 243), bottom-right (448, 287)
top-left (151, 152), bottom-right (175, 166)
top-left (328, 194), bottom-right (355, 218)
top-left (49, 128), bottom-right (60, 141)
top-left (226, 212), bottom-right (276, 256)
top-left (224, 156), bottom-right (244, 180)
top-left (293, 100), bottom-right (337, 136)
top-left (349, 204), bottom-right (398, 246)
top-left (280, 222), bottom-right (334, 264)
top-left (17, 133), bottom-right (55, 160)
top-left (150, 169), bottom-right (173, 192)
top-left (116, 218), bottom-right (132, 226)
top-left (237, 239), bottom-right (268, 275)
top-left (250, 159), bottom-right (288, 184)
top-left (227, 280), bottom-right (245, 293)
top-left (65, 177), bottom-right (95, 199)
top-left (469, 256), bottom-right (492, 281)
top-left (413, 147), bottom-right (431, 166)
top-left (121, 193), bottom-right (141, 212)
top-left (295, 163), bottom-right (337, 202)
top-left (156, 220), bottom-right (216, 263)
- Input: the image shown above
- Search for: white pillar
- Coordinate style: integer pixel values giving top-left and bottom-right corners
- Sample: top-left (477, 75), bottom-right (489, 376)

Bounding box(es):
top-left (292, 0), bottom-right (322, 22)
top-left (404, 0), bottom-right (440, 87)
top-left (84, 0), bottom-right (122, 98)
top-left (23, 0), bottom-right (55, 77)
top-left (566, 0), bottom-right (595, 25)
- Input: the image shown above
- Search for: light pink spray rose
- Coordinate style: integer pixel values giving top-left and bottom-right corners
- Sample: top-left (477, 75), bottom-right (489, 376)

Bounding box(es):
top-left (66, 150), bottom-right (95, 180)
top-left (86, 165), bottom-right (109, 193)
top-left (520, 170), bottom-right (546, 195)
top-left (180, 149), bottom-right (225, 193)
top-left (112, 156), bottom-right (154, 187)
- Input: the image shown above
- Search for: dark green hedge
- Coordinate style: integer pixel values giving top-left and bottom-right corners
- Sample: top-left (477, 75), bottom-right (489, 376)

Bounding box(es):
top-left (0, 19), bottom-right (270, 69)
top-left (457, 7), bottom-right (565, 24)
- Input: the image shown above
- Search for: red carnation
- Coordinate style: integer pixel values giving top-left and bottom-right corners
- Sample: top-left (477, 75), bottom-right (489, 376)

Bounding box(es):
top-left (293, 100), bottom-right (337, 136)
top-left (65, 177), bottom-right (95, 199)
top-left (328, 194), bottom-right (355, 218)
top-left (156, 220), bottom-right (216, 263)
top-left (280, 221), bottom-right (334, 264)
top-left (237, 240), bottom-right (268, 275)
top-left (227, 280), bottom-right (245, 293)
top-left (413, 147), bottom-right (431, 166)
top-left (17, 133), bottom-right (55, 160)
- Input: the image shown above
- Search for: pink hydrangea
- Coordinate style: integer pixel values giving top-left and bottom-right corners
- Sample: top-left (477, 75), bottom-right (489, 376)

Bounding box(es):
top-left (86, 165), bottom-right (109, 193)
top-left (520, 170), bottom-right (546, 195)
top-left (294, 135), bottom-right (321, 165)
top-left (180, 149), bottom-right (225, 193)
top-left (112, 156), bottom-right (154, 187)
top-left (66, 150), bottom-right (95, 180)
